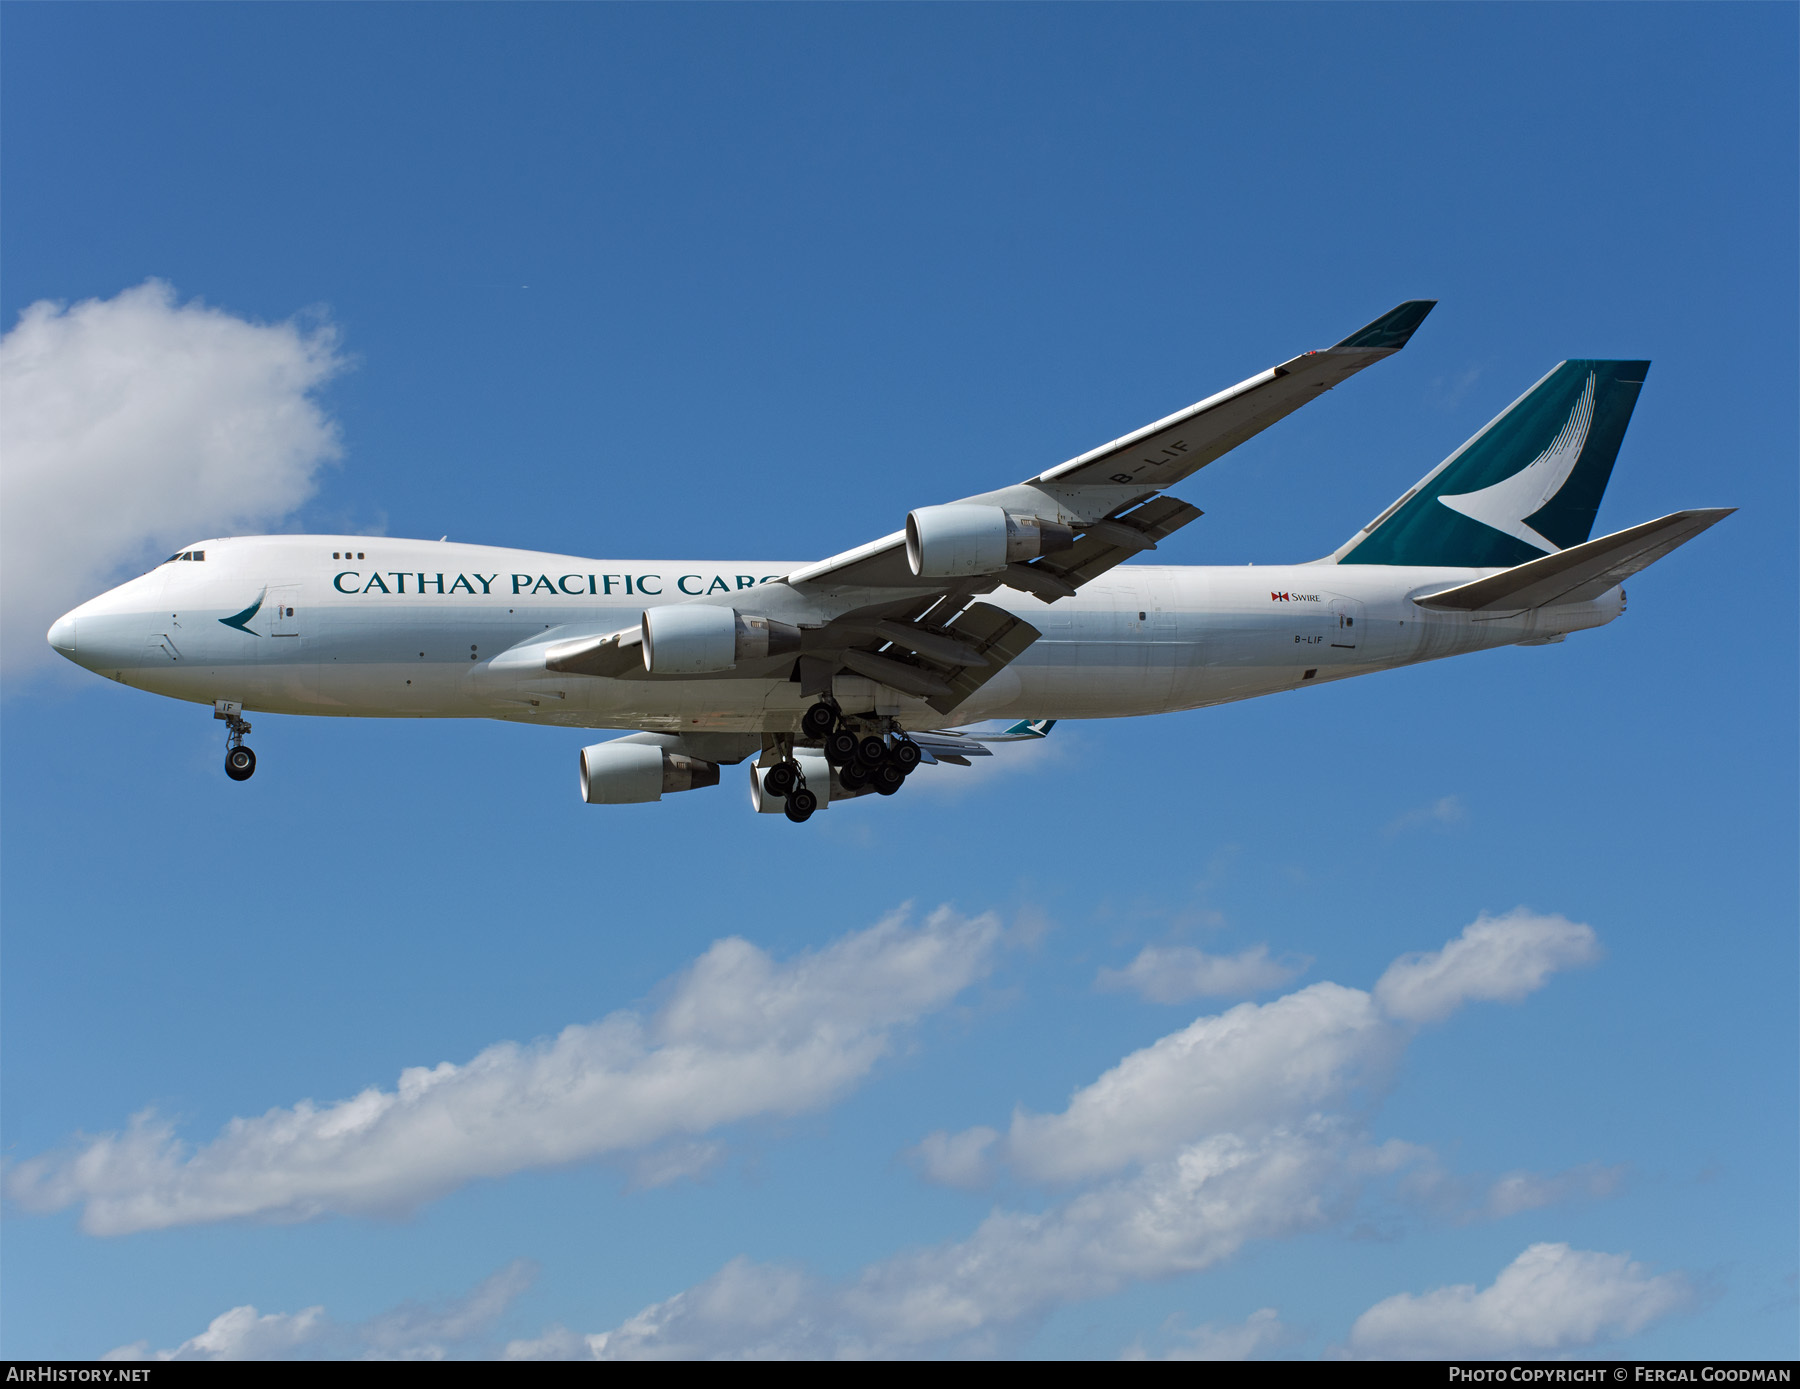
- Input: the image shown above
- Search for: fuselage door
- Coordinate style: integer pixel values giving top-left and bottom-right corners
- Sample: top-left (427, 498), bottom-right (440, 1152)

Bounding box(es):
top-left (1329, 597), bottom-right (1365, 650)
top-left (268, 586), bottom-right (301, 638)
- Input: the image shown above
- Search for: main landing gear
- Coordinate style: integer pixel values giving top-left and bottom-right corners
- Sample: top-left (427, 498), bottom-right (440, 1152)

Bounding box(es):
top-left (801, 700), bottom-right (922, 807)
top-left (766, 702), bottom-right (929, 824)
top-left (763, 753), bottom-right (820, 823)
top-left (761, 724), bottom-right (817, 824)
top-left (215, 699), bottom-right (256, 781)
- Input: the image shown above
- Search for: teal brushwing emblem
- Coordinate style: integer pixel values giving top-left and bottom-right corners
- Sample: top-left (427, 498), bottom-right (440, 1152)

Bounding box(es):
top-left (1338, 359), bottom-right (1650, 567)
top-left (219, 591), bottom-right (265, 635)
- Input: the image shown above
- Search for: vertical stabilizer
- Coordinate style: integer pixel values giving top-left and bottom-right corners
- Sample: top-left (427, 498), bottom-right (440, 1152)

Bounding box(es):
top-left (1334, 360), bottom-right (1650, 567)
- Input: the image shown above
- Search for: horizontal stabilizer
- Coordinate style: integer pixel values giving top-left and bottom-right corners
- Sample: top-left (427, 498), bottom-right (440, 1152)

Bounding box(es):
top-left (1413, 509), bottom-right (1734, 613)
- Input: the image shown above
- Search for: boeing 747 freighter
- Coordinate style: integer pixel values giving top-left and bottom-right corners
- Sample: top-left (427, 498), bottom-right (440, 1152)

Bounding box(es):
top-left (47, 302), bottom-right (1730, 821)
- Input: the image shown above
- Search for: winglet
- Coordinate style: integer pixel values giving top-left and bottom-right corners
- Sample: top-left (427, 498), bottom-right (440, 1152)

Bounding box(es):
top-left (1332, 300), bottom-right (1437, 353)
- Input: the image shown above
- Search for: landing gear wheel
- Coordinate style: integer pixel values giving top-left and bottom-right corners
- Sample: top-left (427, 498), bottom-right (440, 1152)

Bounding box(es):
top-left (857, 735), bottom-right (889, 766)
top-left (825, 729), bottom-right (860, 766)
top-left (838, 762), bottom-right (869, 791)
top-left (784, 802), bottom-right (814, 823)
top-left (874, 776), bottom-right (902, 796)
top-left (891, 739), bottom-right (922, 771)
top-left (801, 701), bottom-right (838, 739)
top-left (763, 761), bottom-right (798, 798)
top-left (874, 763), bottom-right (905, 792)
top-left (786, 786), bottom-right (818, 821)
top-left (225, 746), bottom-right (257, 781)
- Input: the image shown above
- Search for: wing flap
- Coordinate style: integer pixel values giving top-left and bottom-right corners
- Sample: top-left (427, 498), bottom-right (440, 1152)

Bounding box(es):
top-left (1013, 497), bottom-right (1204, 593)
top-left (823, 597), bottom-right (1041, 715)
top-left (924, 602), bottom-right (1041, 715)
top-left (1413, 509), bottom-right (1734, 613)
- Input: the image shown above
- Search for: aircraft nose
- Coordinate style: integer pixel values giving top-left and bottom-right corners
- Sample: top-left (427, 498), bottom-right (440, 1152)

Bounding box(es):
top-left (47, 612), bottom-right (78, 657)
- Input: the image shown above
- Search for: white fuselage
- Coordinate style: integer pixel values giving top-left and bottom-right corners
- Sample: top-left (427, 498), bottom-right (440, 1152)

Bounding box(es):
top-left (52, 535), bottom-right (1624, 733)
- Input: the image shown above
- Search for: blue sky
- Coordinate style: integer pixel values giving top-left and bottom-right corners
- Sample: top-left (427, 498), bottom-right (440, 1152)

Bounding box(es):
top-left (2, 2), bottom-right (1794, 1360)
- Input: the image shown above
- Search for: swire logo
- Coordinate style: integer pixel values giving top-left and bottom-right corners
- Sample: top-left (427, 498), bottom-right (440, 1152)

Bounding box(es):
top-left (1270, 592), bottom-right (1321, 603)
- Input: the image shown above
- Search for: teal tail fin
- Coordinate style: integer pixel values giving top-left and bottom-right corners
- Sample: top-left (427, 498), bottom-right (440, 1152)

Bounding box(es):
top-left (1334, 360), bottom-right (1650, 567)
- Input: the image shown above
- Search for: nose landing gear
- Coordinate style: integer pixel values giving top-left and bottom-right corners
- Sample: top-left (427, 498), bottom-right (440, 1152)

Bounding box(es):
top-left (215, 700), bottom-right (256, 781)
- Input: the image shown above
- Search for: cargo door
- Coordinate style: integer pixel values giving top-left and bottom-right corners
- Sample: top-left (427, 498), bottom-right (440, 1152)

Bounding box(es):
top-left (267, 586), bottom-right (301, 639)
top-left (1329, 598), bottom-right (1365, 651)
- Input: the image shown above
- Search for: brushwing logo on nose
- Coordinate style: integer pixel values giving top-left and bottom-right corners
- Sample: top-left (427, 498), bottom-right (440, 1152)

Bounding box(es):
top-left (219, 591), bottom-right (266, 635)
top-left (1437, 371), bottom-right (1597, 554)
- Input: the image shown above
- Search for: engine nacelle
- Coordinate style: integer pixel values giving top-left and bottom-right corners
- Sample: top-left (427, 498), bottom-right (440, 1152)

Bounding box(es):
top-left (641, 606), bottom-right (801, 674)
top-left (905, 504), bottom-right (1075, 578)
top-left (580, 741), bottom-right (720, 803)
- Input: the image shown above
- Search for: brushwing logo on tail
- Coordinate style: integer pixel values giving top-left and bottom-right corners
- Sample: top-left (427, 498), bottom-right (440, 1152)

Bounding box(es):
top-left (1436, 372), bottom-right (1596, 554)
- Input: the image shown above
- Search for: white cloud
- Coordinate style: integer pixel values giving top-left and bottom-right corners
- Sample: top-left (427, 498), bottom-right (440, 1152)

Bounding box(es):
top-left (1383, 795), bottom-right (1468, 837)
top-left (839, 1124), bottom-right (1377, 1348)
top-left (909, 1125), bottom-right (998, 1188)
top-left (923, 910), bottom-right (1600, 1191)
top-left (1484, 1162), bottom-right (1625, 1219)
top-left (9, 906), bottom-right (1001, 1235)
top-left (1401, 1156), bottom-right (1629, 1224)
top-left (996, 983), bottom-right (1402, 1185)
top-left (1341, 1243), bottom-right (1689, 1359)
top-left (629, 1141), bottom-right (726, 1192)
top-left (588, 1257), bottom-right (821, 1360)
top-left (572, 1121), bottom-right (1411, 1359)
top-left (105, 1306), bottom-right (326, 1362)
top-left (85, 907), bottom-right (1617, 1361)
top-left (563, 909), bottom-right (1610, 1357)
top-left (503, 1325), bottom-right (592, 1361)
top-left (1122, 1307), bottom-right (1289, 1361)
top-left (1095, 943), bottom-right (1307, 1003)
top-left (0, 280), bottom-right (348, 677)
top-left (1374, 909), bottom-right (1600, 1023)
top-left (104, 1261), bottom-right (534, 1361)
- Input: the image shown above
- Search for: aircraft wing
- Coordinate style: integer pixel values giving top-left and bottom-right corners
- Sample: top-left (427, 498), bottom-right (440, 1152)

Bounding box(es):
top-left (551, 304), bottom-right (1435, 717)
top-left (784, 300), bottom-right (1436, 594)
top-left (1030, 299), bottom-right (1439, 490)
top-left (541, 593), bottom-right (1043, 716)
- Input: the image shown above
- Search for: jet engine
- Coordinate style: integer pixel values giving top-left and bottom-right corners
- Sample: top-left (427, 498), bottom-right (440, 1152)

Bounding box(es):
top-left (904, 504), bottom-right (1075, 578)
top-left (580, 741), bottom-right (720, 803)
top-left (640, 606), bottom-right (802, 674)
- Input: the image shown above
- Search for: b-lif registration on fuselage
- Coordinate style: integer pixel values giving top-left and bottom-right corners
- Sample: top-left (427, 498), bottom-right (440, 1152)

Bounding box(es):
top-left (48, 302), bottom-right (1731, 822)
